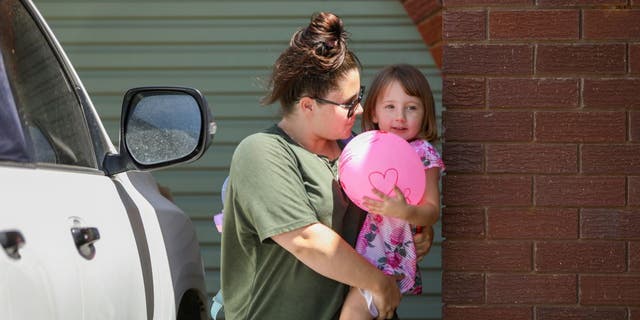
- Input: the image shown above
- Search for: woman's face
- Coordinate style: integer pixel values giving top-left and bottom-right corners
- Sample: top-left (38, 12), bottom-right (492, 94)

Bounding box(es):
top-left (310, 68), bottom-right (362, 140)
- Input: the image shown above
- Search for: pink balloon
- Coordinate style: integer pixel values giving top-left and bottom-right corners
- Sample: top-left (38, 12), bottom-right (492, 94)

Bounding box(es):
top-left (338, 130), bottom-right (425, 211)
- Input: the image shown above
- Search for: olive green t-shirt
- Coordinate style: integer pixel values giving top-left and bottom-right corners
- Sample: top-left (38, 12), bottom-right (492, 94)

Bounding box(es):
top-left (221, 125), bottom-right (364, 320)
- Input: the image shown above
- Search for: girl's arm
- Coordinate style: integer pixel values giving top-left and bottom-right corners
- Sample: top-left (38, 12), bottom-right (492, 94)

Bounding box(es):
top-left (414, 224), bottom-right (435, 259)
top-left (271, 222), bottom-right (401, 320)
top-left (363, 167), bottom-right (441, 227)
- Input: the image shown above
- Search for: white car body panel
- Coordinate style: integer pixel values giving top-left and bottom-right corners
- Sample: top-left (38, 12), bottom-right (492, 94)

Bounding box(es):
top-left (116, 172), bottom-right (178, 319)
top-left (1, 166), bottom-right (146, 319)
top-left (0, 0), bottom-right (211, 318)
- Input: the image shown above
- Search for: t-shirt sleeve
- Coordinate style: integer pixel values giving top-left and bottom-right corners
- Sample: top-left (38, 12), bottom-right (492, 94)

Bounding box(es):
top-left (229, 134), bottom-right (319, 242)
top-left (413, 140), bottom-right (446, 173)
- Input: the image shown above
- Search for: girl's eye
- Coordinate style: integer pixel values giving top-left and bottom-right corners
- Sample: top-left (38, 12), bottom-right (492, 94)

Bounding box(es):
top-left (407, 105), bottom-right (418, 111)
top-left (384, 104), bottom-right (395, 110)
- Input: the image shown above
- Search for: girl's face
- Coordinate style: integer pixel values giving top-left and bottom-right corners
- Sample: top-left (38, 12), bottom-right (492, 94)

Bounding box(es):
top-left (372, 80), bottom-right (424, 141)
top-left (311, 68), bottom-right (363, 140)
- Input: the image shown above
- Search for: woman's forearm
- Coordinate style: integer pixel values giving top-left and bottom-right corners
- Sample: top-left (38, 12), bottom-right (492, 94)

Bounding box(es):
top-left (271, 222), bottom-right (396, 295)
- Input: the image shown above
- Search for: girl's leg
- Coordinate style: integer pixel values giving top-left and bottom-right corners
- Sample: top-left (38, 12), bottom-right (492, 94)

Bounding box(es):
top-left (339, 287), bottom-right (373, 320)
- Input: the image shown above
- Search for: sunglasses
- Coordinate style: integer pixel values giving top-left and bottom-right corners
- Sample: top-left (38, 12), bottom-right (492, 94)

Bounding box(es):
top-left (311, 86), bottom-right (365, 118)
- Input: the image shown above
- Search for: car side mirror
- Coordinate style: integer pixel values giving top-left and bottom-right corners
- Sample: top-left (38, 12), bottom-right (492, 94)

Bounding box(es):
top-left (103, 87), bottom-right (216, 175)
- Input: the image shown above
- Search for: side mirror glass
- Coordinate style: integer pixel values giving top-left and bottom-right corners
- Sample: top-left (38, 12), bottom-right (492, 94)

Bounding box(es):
top-left (102, 87), bottom-right (214, 175)
top-left (125, 92), bottom-right (202, 165)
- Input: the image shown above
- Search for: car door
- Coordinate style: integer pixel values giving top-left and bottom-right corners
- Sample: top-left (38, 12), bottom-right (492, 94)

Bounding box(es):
top-left (0, 0), bottom-right (148, 318)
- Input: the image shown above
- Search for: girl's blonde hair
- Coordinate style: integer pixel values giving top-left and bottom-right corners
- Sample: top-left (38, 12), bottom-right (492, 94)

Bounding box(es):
top-left (361, 64), bottom-right (438, 142)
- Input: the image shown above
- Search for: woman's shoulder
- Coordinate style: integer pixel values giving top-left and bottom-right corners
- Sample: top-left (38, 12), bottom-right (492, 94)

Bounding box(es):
top-left (239, 125), bottom-right (284, 145)
top-left (235, 125), bottom-right (293, 156)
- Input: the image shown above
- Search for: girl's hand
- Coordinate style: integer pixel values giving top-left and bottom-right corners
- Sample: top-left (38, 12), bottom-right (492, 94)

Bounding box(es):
top-left (362, 185), bottom-right (409, 219)
top-left (413, 225), bottom-right (435, 260)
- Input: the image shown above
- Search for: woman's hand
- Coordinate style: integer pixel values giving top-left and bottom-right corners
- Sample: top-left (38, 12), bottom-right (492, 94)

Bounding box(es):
top-left (413, 225), bottom-right (435, 261)
top-left (371, 274), bottom-right (403, 320)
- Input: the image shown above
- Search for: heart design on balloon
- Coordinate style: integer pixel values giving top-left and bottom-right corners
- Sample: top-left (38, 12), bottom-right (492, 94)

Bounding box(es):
top-left (403, 188), bottom-right (412, 203)
top-left (368, 168), bottom-right (399, 197)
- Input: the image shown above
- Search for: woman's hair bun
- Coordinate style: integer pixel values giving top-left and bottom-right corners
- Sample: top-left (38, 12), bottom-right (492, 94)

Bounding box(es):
top-left (261, 11), bottom-right (360, 109)
top-left (293, 12), bottom-right (349, 71)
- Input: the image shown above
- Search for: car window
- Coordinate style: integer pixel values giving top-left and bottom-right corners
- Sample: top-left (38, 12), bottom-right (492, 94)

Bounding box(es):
top-left (0, 0), bottom-right (96, 168)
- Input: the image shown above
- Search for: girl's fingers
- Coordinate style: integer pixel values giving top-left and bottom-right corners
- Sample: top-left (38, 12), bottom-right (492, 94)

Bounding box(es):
top-left (363, 196), bottom-right (383, 204)
top-left (392, 185), bottom-right (407, 202)
top-left (371, 188), bottom-right (387, 199)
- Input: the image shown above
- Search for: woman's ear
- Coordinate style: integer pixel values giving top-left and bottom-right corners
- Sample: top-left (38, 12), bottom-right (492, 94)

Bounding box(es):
top-left (299, 97), bottom-right (314, 112)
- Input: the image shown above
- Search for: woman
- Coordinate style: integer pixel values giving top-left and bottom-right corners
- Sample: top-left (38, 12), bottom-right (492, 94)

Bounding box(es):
top-left (220, 12), bottom-right (428, 320)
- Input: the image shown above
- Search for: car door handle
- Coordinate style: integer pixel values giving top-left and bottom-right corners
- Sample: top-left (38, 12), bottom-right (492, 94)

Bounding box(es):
top-left (0, 230), bottom-right (26, 260)
top-left (71, 227), bottom-right (100, 260)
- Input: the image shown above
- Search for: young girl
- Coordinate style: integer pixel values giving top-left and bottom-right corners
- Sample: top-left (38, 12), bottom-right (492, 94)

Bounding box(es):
top-left (340, 64), bottom-right (445, 319)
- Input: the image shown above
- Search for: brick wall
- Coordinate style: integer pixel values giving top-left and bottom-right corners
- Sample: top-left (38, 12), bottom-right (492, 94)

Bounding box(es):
top-left (402, 0), bottom-right (640, 319)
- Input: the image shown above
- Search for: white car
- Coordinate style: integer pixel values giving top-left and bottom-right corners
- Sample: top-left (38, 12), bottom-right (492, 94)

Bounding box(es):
top-left (0, 0), bottom-right (213, 319)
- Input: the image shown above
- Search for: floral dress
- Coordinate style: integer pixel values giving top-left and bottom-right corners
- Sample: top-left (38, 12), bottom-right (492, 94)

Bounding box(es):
top-left (355, 139), bottom-right (445, 294)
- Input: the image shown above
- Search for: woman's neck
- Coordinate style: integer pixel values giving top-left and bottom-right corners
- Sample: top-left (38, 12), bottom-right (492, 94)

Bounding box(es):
top-left (278, 118), bottom-right (340, 159)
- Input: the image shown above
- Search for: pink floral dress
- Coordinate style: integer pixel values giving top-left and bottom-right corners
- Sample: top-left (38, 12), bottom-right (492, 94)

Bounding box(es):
top-left (355, 139), bottom-right (445, 294)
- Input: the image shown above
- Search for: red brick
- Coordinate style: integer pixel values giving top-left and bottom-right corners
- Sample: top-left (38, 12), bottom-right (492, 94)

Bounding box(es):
top-left (537, 307), bottom-right (628, 320)
top-left (538, 0), bottom-right (626, 5)
top-left (429, 44), bottom-right (443, 70)
top-left (631, 241), bottom-right (640, 272)
top-left (402, 0), bottom-right (442, 24)
top-left (443, 44), bottom-right (533, 75)
top-left (442, 272), bottom-right (484, 304)
top-left (584, 10), bottom-right (640, 40)
top-left (581, 275), bottom-right (640, 305)
top-left (488, 208), bottom-right (578, 239)
top-left (632, 112), bottom-right (640, 142)
top-left (631, 176), bottom-right (640, 206)
top-left (444, 306), bottom-right (532, 320)
top-left (443, 10), bottom-right (486, 41)
top-left (582, 145), bottom-right (640, 174)
top-left (632, 44), bottom-right (640, 74)
top-left (443, 240), bottom-right (532, 271)
top-left (536, 241), bottom-right (626, 272)
top-left (418, 13), bottom-right (443, 46)
top-left (442, 207), bottom-right (485, 239)
top-left (442, 143), bottom-right (484, 173)
top-left (487, 144), bottom-right (577, 174)
top-left (443, 78), bottom-right (485, 108)
top-left (445, 0), bottom-right (532, 5)
top-left (582, 209), bottom-right (640, 239)
top-left (488, 78), bottom-right (579, 108)
top-left (443, 175), bottom-right (532, 206)
top-left (536, 176), bottom-right (626, 207)
top-left (535, 111), bottom-right (626, 143)
top-left (490, 10), bottom-right (579, 40)
top-left (537, 44), bottom-right (627, 74)
top-left (487, 274), bottom-right (577, 304)
top-left (444, 111), bottom-right (533, 142)
top-left (584, 79), bottom-right (640, 108)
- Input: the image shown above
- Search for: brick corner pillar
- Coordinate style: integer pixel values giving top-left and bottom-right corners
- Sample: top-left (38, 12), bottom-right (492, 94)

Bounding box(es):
top-left (432, 1), bottom-right (640, 320)
top-left (400, 0), bottom-right (444, 69)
